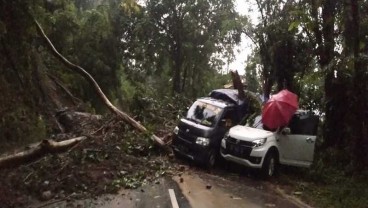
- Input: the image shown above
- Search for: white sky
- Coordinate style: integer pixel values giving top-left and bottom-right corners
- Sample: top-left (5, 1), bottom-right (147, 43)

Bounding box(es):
top-left (227, 0), bottom-right (259, 75)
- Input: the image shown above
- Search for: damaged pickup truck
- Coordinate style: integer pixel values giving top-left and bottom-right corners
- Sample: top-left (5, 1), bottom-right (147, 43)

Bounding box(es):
top-left (220, 110), bottom-right (319, 177)
top-left (172, 89), bottom-right (261, 168)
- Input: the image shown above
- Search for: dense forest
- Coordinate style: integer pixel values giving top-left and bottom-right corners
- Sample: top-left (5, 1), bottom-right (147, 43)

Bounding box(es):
top-left (0, 0), bottom-right (367, 207)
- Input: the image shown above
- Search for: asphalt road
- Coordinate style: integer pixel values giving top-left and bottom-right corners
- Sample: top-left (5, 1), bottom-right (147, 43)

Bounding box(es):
top-left (32, 165), bottom-right (311, 208)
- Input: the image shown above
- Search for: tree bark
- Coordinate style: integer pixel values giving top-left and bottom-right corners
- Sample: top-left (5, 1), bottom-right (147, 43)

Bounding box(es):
top-left (0, 136), bottom-right (86, 169)
top-left (346, 0), bottom-right (368, 170)
top-left (310, 0), bottom-right (340, 149)
top-left (33, 19), bottom-right (169, 151)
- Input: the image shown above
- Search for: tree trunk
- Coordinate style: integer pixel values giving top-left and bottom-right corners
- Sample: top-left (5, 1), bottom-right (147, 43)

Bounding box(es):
top-left (172, 40), bottom-right (183, 94)
top-left (310, 0), bottom-right (340, 149)
top-left (345, 0), bottom-right (368, 170)
top-left (321, 0), bottom-right (338, 148)
top-left (173, 60), bottom-right (182, 94)
top-left (0, 136), bottom-right (86, 169)
top-left (258, 35), bottom-right (274, 101)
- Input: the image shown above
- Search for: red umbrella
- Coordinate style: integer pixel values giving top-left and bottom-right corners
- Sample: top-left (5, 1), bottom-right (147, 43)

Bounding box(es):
top-left (262, 89), bottom-right (298, 130)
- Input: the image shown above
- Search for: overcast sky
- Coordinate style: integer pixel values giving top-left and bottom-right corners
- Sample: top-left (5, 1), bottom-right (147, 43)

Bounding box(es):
top-left (228, 0), bottom-right (259, 75)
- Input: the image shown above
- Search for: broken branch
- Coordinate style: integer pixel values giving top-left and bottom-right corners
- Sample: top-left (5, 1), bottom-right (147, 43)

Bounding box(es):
top-left (0, 136), bottom-right (86, 169)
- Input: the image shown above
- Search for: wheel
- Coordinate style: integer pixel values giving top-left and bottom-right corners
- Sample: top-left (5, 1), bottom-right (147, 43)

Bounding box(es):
top-left (205, 150), bottom-right (216, 169)
top-left (173, 149), bottom-right (184, 160)
top-left (261, 150), bottom-right (278, 178)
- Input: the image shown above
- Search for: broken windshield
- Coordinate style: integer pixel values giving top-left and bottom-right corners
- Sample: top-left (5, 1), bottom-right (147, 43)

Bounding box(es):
top-left (186, 101), bottom-right (223, 127)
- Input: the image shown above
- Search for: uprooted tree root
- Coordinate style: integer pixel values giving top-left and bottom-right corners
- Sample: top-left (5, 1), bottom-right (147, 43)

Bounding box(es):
top-left (0, 114), bottom-right (177, 208)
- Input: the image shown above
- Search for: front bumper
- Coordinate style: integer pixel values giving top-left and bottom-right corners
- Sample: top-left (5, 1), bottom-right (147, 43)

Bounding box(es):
top-left (220, 152), bottom-right (263, 168)
top-left (220, 139), bottom-right (267, 169)
top-left (172, 134), bottom-right (210, 164)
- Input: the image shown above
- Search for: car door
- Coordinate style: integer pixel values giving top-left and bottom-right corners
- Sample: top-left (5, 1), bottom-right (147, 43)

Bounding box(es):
top-left (277, 113), bottom-right (319, 167)
top-left (213, 108), bottom-right (237, 148)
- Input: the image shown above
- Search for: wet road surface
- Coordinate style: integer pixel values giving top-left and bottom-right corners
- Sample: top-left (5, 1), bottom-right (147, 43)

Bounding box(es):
top-left (32, 166), bottom-right (311, 208)
top-left (174, 170), bottom-right (310, 208)
top-left (31, 176), bottom-right (190, 208)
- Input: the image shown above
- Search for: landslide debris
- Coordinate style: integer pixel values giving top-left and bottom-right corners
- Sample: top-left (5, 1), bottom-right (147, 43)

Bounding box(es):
top-left (0, 113), bottom-right (176, 208)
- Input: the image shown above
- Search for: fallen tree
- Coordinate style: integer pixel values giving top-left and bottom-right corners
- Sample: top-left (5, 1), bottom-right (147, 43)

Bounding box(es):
top-left (33, 19), bottom-right (169, 151)
top-left (0, 136), bottom-right (86, 169)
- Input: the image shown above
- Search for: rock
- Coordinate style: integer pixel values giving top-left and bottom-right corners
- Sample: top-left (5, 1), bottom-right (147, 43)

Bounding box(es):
top-left (41, 190), bottom-right (53, 201)
top-left (43, 180), bottom-right (49, 186)
top-left (206, 184), bottom-right (212, 189)
top-left (178, 165), bottom-right (185, 172)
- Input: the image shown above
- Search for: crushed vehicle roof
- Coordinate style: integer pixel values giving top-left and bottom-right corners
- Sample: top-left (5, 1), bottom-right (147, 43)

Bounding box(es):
top-left (209, 89), bottom-right (261, 105)
top-left (197, 97), bottom-right (235, 108)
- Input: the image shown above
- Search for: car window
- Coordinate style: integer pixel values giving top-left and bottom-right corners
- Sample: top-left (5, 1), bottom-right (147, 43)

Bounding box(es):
top-left (252, 115), bottom-right (263, 129)
top-left (245, 115), bottom-right (266, 130)
top-left (288, 113), bottom-right (319, 135)
top-left (221, 108), bottom-right (238, 127)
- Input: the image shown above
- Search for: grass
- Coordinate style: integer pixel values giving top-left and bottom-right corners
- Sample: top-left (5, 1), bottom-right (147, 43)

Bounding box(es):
top-left (277, 165), bottom-right (368, 208)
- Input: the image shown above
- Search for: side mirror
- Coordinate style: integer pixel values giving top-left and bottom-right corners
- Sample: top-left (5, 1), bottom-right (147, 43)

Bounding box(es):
top-left (281, 127), bottom-right (291, 135)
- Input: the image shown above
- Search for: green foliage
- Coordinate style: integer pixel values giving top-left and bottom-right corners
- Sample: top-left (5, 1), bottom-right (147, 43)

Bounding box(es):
top-left (120, 0), bottom-right (245, 94)
top-left (252, 0), bottom-right (368, 174)
top-left (0, 109), bottom-right (47, 152)
top-left (296, 160), bottom-right (368, 208)
top-left (244, 52), bottom-right (261, 93)
top-left (297, 70), bottom-right (324, 112)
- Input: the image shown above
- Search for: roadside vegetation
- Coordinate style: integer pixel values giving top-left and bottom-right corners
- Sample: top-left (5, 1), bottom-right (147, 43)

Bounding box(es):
top-left (0, 0), bottom-right (367, 207)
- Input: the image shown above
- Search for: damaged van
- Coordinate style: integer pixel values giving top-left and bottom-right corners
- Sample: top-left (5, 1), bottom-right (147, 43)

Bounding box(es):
top-left (171, 89), bottom-right (261, 168)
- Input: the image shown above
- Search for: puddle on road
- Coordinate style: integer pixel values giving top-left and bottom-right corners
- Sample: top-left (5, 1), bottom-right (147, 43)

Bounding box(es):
top-left (174, 173), bottom-right (262, 208)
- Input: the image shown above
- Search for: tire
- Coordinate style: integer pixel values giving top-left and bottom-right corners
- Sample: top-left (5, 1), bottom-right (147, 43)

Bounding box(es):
top-left (261, 150), bottom-right (278, 178)
top-left (205, 150), bottom-right (216, 169)
top-left (173, 149), bottom-right (184, 160)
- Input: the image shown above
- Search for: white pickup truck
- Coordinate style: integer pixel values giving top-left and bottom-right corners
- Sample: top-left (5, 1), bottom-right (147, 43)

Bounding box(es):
top-left (220, 110), bottom-right (319, 177)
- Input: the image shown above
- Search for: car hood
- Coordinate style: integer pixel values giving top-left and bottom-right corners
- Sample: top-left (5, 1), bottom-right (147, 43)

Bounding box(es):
top-left (229, 125), bottom-right (274, 141)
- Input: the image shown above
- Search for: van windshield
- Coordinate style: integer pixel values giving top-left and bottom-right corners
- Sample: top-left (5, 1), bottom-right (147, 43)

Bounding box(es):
top-left (186, 101), bottom-right (223, 127)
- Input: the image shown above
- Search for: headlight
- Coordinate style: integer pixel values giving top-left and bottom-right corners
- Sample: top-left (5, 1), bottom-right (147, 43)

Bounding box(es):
top-left (252, 138), bottom-right (267, 147)
top-left (173, 126), bottom-right (179, 135)
top-left (196, 137), bottom-right (210, 146)
top-left (221, 138), bottom-right (226, 148)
